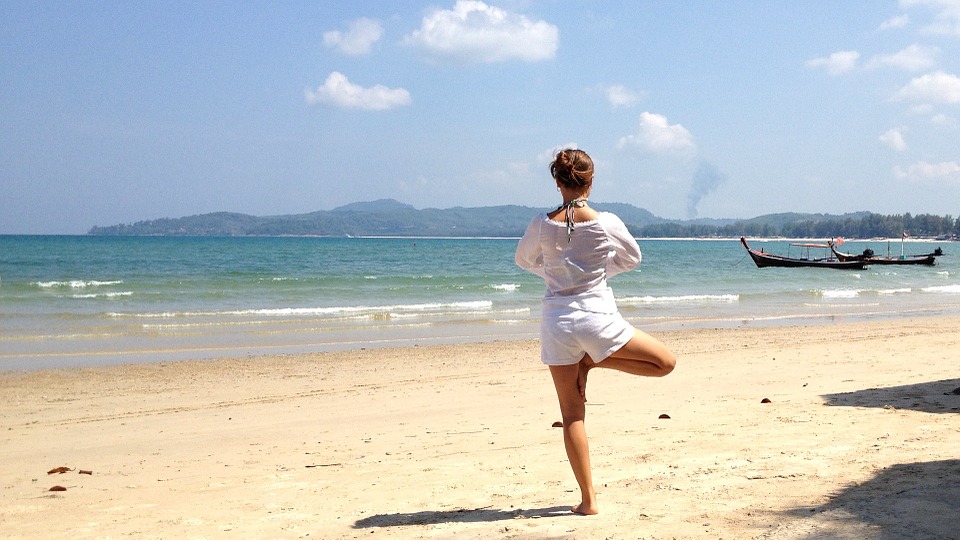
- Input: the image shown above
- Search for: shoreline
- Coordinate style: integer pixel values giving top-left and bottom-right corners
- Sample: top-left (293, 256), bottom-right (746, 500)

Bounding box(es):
top-left (2, 316), bottom-right (959, 538)
top-left (5, 306), bottom-right (960, 372)
top-left (6, 311), bottom-right (959, 374)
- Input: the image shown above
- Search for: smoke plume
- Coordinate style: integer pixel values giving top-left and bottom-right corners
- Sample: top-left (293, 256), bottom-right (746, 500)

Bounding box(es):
top-left (686, 161), bottom-right (727, 218)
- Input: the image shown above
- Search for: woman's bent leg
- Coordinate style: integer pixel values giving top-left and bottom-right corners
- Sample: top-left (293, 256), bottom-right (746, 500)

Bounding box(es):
top-left (579, 330), bottom-right (676, 401)
top-left (549, 364), bottom-right (598, 515)
top-left (599, 329), bottom-right (676, 377)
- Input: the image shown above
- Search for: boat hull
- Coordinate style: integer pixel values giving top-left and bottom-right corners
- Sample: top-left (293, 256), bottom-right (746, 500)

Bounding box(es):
top-left (830, 246), bottom-right (937, 266)
top-left (741, 237), bottom-right (867, 270)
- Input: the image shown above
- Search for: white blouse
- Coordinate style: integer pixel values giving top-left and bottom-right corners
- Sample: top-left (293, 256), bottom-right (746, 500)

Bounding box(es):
top-left (515, 212), bottom-right (641, 313)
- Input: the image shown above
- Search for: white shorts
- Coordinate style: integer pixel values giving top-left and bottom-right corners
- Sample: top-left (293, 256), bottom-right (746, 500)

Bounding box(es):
top-left (540, 307), bottom-right (635, 366)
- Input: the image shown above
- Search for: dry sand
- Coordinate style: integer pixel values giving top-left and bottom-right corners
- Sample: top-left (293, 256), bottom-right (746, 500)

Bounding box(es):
top-left (2, 317), bottom-right (959, 539)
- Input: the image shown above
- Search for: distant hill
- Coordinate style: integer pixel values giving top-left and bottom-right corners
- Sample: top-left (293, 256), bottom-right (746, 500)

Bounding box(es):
top-left (87, 201), bottom-right (958, 239)
top-left (330, 199), bottom-right (416, 213)
top-left (88, 200), bottom-right (670, 237)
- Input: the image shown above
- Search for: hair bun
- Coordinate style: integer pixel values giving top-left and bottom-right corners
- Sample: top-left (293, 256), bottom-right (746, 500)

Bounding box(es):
top-left (550, 149), bottom-right (594, 188)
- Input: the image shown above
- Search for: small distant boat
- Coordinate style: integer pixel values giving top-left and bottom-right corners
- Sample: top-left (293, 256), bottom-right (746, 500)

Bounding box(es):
top-left (740, 237), bottom-right (867, 270)
top-left (829, 239), bottom-right (941, 266)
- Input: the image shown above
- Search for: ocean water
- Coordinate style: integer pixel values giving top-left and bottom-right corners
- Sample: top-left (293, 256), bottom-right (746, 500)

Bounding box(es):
top-left (1, 235), bottom-right (958, 370)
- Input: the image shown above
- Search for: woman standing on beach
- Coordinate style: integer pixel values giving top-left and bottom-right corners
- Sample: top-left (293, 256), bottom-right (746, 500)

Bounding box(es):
top-left (515, 148), bottom-right (676, 515)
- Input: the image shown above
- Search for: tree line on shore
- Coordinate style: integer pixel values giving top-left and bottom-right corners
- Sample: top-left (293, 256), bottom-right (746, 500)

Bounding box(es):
top-left (639, 212), bottom-right (958, 239)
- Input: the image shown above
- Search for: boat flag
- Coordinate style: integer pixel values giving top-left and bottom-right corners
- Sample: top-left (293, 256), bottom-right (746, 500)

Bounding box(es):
top-left (834, 237), bottom-right (845, 246)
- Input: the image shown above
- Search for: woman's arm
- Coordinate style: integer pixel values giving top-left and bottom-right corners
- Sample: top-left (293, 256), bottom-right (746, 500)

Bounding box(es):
top-left (602, 214), bottom-right (641, 277)
top-left (515, 216), bottom-right (547, 279)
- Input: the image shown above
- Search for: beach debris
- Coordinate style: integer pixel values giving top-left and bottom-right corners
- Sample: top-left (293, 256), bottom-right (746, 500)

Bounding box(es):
top-left (47, 467), bottom-right (72, 475)
top-left (551, 421), bottom-right (563, 428)
top-left (658, 414), bottom-right (671, 419)
top-left (456, 505), bottom-right (493, 513)
top-left (761, 398), bottom-right (772, 404)
top-left (79, 470), bottom-right (93, 475)
top-left (48, 486), bottom-right (67, 492)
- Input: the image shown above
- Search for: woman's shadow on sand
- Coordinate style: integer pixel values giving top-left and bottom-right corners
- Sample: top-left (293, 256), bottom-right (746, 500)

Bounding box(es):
top-left (775, 459), bottom-right (960, 539)
top-left (769, 378), bottom-right (960, 538)
top-left (822, 377), bottom-right (960, 414)
top-left (353, 505), bottom-right (572, 529)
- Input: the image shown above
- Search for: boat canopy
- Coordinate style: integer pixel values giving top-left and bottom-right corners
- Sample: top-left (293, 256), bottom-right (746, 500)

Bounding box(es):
top-left (790, 242), bottom-right (831, 248)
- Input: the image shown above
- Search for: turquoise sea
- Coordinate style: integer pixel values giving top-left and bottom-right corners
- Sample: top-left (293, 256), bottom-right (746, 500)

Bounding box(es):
top-left (1, 235), bottom-right (958, 370)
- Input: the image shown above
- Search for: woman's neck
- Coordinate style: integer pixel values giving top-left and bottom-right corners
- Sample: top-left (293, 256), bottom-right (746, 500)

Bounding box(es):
top-left (560, 197), bottom-right (588, 208)
top-left (560, 190), bottom-right (590, 205)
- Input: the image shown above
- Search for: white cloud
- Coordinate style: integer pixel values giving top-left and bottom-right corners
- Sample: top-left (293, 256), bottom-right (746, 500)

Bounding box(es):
top-left (931, 113), bottom-right (958, 126)
top-left (901, 0), bottom-right (960, 36)
top-left (606, 85), bottom-right (642, 108)
top-left (617, 112), bottom-right (696, 154)
top-left (879, 128), bottom-right (908, 151)
top-left (866, 44), bottom-right (939, 71)
top-left (878, 14), bottom-right (910, 30)
top-left (806, 50), bottom-right (860, 75)
top-left (323, 18), bottom-right (383, 56)
top-left (403, 0), bottom-right (558, 63)
top-left (894, 70), bottom-right (960, 103)
top-left (894, 160), bottom-right (960, 180)
top-left (305, 72), bottom-right (411, 111)
top-left (540, 143), bottom-right (578, 162)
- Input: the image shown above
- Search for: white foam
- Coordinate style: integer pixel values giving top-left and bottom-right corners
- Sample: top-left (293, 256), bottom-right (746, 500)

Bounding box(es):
top-left (110, 311), bottom-right (179, 318)
top-left (619, 294), bottom-right (739, 305)
top-left (921, 284), bottom-right (960, 294)
top-left (821, 289), bottom-right (860, 299)
top-left (72, 291), bottom-right (133, 299)
top-left (878, 288), bottom-right (911, 295)
top-left (489, 283), bottom-right (520, 291)
top-left (110, 300), bottom-right (495, 319)
top-left (36, 280), bottom-right (123, 288)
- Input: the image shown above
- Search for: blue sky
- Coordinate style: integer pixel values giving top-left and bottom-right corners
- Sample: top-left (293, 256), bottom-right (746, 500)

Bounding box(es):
top-left (2, 1), bottom-right (959, 234)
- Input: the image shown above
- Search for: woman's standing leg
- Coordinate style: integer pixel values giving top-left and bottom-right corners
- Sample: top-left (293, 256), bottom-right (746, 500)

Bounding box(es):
top-left (549, 363), bottom-right (599, 515)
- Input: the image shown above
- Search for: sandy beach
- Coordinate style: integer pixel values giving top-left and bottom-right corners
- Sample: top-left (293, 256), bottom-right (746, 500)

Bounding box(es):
top-left (2, 317), bottom-right (959, 539)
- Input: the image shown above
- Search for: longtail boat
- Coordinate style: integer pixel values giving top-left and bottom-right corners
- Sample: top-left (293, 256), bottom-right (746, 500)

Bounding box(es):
top-left (829, 240), bottom-right (941, 266)
top-left (740, 237), bottom-right (867, 270)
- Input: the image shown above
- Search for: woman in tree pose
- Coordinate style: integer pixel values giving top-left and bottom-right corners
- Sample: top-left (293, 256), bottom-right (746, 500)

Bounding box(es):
top-left (515, 148), bottom-right (676, 515)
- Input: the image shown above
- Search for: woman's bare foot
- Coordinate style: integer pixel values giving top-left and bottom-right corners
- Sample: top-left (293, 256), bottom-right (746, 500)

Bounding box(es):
top-left (577, 355), bottom-right (596, 402)
top-left (572, 501), bottom-right (599, 515)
